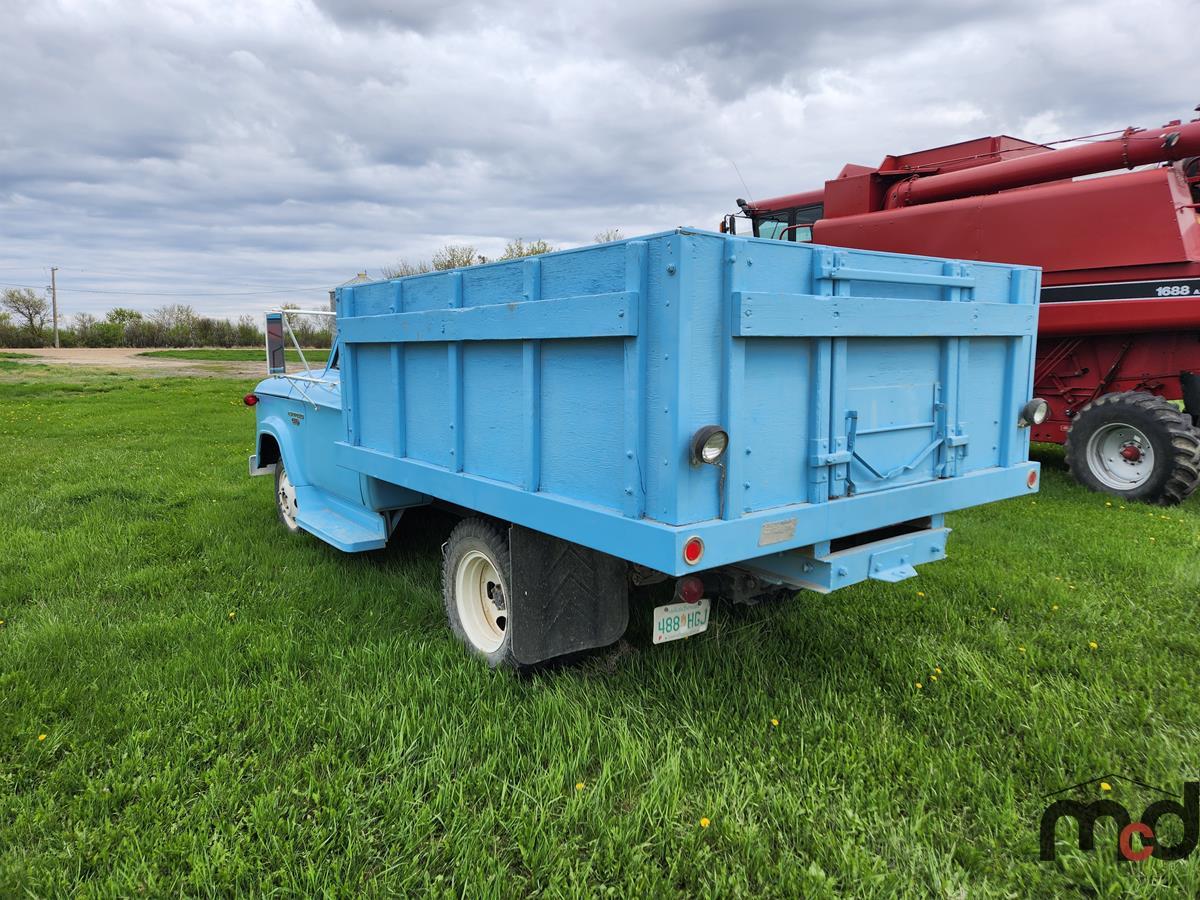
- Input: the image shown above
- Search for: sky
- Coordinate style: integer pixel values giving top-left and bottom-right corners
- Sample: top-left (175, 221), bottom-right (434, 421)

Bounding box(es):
top-left (1, 0), bottom-right (1195, 321)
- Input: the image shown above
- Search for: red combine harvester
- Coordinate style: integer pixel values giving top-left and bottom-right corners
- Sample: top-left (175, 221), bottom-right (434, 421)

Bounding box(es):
top-left (727, 116), bottom-right (1200, 504)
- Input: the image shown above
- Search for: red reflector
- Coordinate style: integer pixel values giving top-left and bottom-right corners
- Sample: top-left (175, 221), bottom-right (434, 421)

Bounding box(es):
top-left (678, 575), bottom-right (704, 604)
top-left (243, 393), bottom-right (259, 406)
top-left (1027, 470), bottom-right (1038, 488)
top-left (683, 536), bottom-right (704, 565)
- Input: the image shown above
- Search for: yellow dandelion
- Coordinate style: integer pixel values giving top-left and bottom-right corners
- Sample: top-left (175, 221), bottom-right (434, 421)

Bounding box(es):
top-left (1018, 646), bottom-right (1026, 653)
top-left (1149, 537), bottom-right (1156, 542)
top-left (1052, 604), bottom-right (1059, 611)
top-left (990, 606), bottom-right (997, 612)
top-left (1105, 502), bottom-right (1112, 507)
top-left (1101, 782), bottom-right (1112, 792)
top-left (228, 610), bottom-right (236, 619)
top-left (771, 718), bottom-right (779, 727)
top-left (1089, 641), bottom-right (1098, 651)
top-left (930, 675), bottom-right (938, 682)
top-left (575, 782), bottom-right (584, 791)
top-left (37, 734), bottom-right (46, 741)
top-left (915, 682), bottom-right (923, 690)
top-left (917, 591), bottom-right (926, 598)
top-left (699, 817), bottom-right (710, 828)
top-left (934, 667), bottom-right (942, 675)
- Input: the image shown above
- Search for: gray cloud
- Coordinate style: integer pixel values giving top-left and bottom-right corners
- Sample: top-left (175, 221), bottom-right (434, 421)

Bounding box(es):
top-left (0, 0), bottom-right (1194, 319)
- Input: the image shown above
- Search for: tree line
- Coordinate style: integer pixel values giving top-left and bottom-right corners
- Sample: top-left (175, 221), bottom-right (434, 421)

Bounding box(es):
top-left (0, 292), bottom-right (333, 349)
top-left (1, 231), bottom-right (622, 348)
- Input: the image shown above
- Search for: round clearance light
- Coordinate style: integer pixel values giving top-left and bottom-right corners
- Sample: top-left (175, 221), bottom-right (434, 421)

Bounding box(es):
top-left (1027, 469), bottom-right (1039, 489)
top-left (690, 425), bottom-right (729, 465)
top-left (683, 536), bottom-right (705, 566)
top-left (243, 393), bottom-right (259, 407)
top-left (1018, 398), bottom-right (1049, 428)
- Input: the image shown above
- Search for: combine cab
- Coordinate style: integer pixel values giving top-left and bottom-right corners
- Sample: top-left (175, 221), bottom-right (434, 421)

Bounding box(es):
top-left (730, 116), bottom-right (1200, 504)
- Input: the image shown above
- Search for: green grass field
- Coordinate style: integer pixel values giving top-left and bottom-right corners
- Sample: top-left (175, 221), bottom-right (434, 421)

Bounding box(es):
top-left (2, 366), bottom-right (1198, 896)
top-left (138, 348), bottom-right (329, 364)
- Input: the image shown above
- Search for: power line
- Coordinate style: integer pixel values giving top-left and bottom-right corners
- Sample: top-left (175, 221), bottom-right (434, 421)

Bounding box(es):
top-left (0, 280), bottom-right (330, 297)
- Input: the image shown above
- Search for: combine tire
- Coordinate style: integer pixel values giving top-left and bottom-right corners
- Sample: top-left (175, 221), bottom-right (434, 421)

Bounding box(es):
top-left (1065, 391), bottom-right (1200, 505)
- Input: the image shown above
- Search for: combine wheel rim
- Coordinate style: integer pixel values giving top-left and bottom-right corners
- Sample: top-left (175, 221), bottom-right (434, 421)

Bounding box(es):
top-left (1084, 422), bottom-right (1155, 490)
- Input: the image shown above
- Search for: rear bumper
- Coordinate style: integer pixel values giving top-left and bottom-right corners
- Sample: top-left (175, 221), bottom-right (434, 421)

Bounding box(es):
top-left (672, 463), bottom-right (1037, 576)
top-left (248, 453), bottom-right (276, 477)
top-left (739, 525), bottom-right (950, 592)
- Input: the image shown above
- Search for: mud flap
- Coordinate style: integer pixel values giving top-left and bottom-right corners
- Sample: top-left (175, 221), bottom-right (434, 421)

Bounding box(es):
top-left (508, 524), bottom-right (629, 666)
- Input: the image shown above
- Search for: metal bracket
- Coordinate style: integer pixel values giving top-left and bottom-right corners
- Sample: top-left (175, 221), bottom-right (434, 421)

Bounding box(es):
top-left (868, 542), bottom-right (919, 582)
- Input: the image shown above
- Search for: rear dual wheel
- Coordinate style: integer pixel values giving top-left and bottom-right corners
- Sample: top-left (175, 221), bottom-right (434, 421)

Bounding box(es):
top-left (442, 518), bottom-right (516, 667)
top-left (1065, 391), bottom-right (1200, 505)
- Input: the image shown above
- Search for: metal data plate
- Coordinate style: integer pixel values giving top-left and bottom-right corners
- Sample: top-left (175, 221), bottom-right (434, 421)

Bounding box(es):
top-left (652, 598), bottom-right (711, 644)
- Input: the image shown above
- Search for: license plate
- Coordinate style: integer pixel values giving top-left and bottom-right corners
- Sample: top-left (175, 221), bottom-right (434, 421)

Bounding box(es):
top-left (652, 597), bottom-right (711, 644)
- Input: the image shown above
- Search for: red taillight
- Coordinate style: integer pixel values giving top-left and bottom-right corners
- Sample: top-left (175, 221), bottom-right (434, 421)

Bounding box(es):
top-left (677, 575), bottom-right (704, 604)
top-left (1027, 469), bottom-right (1038, 488)
top-left (683, 536), bottom-right (704, 566)
top-left (243, 393), bottom-right (259, 406)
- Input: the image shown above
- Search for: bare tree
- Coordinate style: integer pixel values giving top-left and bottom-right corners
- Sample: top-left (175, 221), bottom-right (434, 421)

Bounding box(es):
top-left (594, 228), bottom-right (623, 243)
top-left (381, 259), bottom-right (433, 279)
top-left (500, 238), bottom-right (555, 259)
top-left (151, 303), bottom-right (198, 330)
top-left (432, 244), bottom-right (484, 270)
top-left (383, 240), bottom-right (551, 278)
top-left (2, 288), bottom-right (49, 337)
top-left (73, 311), bottom-right (97, 337)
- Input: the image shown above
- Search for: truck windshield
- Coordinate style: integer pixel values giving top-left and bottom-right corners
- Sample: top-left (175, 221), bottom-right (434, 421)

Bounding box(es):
top-left (758, 221), bottom-right (813, 242)
top-left (753, 202), bottom-right (823, 242)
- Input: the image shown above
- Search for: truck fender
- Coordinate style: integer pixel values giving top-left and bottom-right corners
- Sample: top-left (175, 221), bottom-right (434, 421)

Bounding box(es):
top-left (255, 417), bottom-right (307, 486)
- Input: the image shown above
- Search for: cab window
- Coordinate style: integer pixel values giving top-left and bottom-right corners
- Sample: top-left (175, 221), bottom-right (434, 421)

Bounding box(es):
top-left (753, 203), bottom-right (823, 242)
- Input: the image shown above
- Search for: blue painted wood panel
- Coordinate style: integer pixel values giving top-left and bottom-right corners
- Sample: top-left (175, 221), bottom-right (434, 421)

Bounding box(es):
top-left (461, 341), bottom-right (524, 486)
top-left (323, 228), bottom-right (1041, 573)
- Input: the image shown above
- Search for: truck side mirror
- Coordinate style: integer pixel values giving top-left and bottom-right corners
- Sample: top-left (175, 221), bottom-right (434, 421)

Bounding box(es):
top-left (266, 312), bottom-right (286, 374)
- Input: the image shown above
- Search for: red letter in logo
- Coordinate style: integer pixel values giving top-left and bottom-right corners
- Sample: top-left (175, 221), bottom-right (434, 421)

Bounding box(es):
top-left (1119, 822), bottom-right (1154, 861)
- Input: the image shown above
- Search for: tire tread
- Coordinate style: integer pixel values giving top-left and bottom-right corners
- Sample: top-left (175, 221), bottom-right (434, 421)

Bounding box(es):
top-left (1064, 391), bottom-right (1200, 505)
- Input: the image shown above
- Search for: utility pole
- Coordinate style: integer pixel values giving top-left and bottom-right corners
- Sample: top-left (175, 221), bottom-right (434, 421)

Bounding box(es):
top-left (49, 266), bottom-right (59, 348)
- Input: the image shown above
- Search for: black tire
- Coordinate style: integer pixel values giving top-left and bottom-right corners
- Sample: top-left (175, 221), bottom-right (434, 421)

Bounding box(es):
top-left (442, 518), bottom-right (516, 667)
top-left (1064, 391), bottom-right (1200, 505)
top-left (274, 460), bottom-right (302, 533)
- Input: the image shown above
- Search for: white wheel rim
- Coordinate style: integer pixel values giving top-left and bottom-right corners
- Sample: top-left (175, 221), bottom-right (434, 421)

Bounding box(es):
top-left (1085, 422), bottom-right (1155, 490)
top-left (277, 466), bottom-right (299, 528)
top-left (455, 549), bottom-right (507, 653)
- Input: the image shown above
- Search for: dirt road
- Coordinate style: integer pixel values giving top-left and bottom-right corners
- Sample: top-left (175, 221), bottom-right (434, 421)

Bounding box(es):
top-left (8, 348), bottom-right (263, 378)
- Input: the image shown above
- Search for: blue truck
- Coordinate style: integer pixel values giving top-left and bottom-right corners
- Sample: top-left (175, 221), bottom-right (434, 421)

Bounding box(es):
top-left (247, 228), bottom-right (1045, 667)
